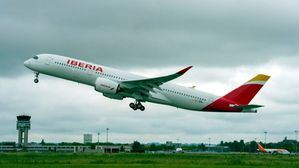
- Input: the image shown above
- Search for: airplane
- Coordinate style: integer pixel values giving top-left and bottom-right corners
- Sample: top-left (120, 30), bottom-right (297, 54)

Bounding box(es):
top-left (257, 143), bottom-right (290, 155)
top-left (24, 54), bottom-right (270, 112)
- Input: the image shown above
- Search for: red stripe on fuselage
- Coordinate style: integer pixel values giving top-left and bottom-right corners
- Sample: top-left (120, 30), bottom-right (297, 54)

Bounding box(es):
top-left (202, 97), bottom-right (241, 112)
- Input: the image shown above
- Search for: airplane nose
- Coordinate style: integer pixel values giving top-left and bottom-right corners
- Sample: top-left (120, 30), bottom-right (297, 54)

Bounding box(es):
top-left (24, 59), bottom-right (31, 68)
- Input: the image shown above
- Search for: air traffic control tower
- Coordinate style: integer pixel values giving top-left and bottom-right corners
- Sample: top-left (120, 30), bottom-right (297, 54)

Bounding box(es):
top-left (16, 115), bottom-right (31, 147)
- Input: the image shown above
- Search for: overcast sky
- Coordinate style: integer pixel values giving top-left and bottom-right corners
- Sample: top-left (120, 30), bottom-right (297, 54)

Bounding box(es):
top-left (0, 0), bottom-right (298, 144)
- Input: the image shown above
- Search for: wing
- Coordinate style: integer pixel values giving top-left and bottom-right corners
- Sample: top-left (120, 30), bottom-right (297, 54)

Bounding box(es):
top-left (119, 66), bottom-right (192, 100)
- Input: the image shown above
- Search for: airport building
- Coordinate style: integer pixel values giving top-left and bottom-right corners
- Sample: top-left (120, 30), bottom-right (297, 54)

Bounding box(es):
top-left (95, 145), bottom-right (132, 153)
top-left (0, 142), bottom-right (16, 152)
top-left (26, 144), bottom-right (91, 152)
top-left (83, 134), bottom-right (92, 144)
top-left (0, 142), bottom-right (91, 152)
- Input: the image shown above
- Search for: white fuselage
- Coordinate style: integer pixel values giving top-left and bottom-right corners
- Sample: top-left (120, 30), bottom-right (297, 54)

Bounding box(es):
top-left (261, 149), bottom-right (290, 155)
top-left (24, 54), bottom-right (219, 111)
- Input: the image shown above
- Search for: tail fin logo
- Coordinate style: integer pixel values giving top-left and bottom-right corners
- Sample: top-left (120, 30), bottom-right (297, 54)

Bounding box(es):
top-left (245, 74), bottom-right (270, 85)
top-left (202, 74), bottom-right (270, 112)
top-left (222, 74), bottom-right (271, 105)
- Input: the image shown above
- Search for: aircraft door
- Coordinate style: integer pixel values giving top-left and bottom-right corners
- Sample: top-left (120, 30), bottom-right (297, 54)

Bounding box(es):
top-left (45, 56), bottom-right (53, 66)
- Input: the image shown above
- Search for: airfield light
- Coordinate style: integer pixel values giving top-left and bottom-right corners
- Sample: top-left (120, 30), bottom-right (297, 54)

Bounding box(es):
top-left (264, 131), bottom-right (267, 148)
top-left (208, 137), bottom-right (211, 152)
top-left (254, 138), bottom-right (257, 153)
top-left (295, 130), bottom-right (298, 154)
top-left (176, 138), bottom-right (180, 147)
top-left (106, 128), bottom-right (109, 143)
top-left (97, 132), bottom-right (100, 145)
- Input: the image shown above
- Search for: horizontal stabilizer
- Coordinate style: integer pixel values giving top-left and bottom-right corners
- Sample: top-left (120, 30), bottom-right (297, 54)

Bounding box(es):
top-left (231, 104), bottom-right (264, 110)
top-left (230, 104), bottom-right (263, 113)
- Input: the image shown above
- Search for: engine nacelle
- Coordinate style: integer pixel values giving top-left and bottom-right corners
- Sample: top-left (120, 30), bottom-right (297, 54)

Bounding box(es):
top-left (95, 77), bottom-right (120, 95)
top-left (103, 93), bottom-right (124, 100)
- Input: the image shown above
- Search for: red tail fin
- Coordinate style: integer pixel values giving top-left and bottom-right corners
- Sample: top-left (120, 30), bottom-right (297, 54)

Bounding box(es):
top-left (257, 143), bottom-right (267, 153)
top-left (223, 74), bottom-right (270, 105)
top-left (202, 74), bottom-right (270, 112)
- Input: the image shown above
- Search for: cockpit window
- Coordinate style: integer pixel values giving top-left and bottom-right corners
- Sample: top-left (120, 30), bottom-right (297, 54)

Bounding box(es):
top-left (33, 56), bottom-right (39, 60)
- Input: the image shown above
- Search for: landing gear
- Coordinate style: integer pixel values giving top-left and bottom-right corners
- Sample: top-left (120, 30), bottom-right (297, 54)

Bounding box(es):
top-left (129, 103), bottom-right (137, 110)
top-left (129, 101), bottom-right (145, 111)
top-left (34, 72), bottom-right (39, 83)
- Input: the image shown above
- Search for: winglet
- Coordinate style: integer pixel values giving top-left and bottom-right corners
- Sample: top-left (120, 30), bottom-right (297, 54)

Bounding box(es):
top-left (176, 66), bottom-right (193, 75)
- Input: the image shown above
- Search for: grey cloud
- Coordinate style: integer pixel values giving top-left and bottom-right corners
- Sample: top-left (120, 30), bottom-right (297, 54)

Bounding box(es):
top-left (1, 0), bottom-right (299, 77)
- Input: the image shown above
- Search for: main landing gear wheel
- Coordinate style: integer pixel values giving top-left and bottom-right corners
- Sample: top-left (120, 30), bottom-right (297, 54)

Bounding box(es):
top-left (129, 103), bottom-right (138, 110)
top-left (34, 79), bottom-right (39, 83)
top-left (129, 101), bottom-right (145, 111)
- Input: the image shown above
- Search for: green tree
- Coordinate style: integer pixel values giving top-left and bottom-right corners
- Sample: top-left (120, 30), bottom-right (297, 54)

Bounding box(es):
top-left (120, 145), bottom-right (125, 152)
top-left (199, 143), bottom-right (206, 151)
top-left (132, 141), bottom-right (145, 153)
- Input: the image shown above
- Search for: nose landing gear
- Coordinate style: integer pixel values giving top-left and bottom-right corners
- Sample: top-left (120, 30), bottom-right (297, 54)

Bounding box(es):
top-left (34, 72), bottom-right (39, 83)
top-left (129, 101), bottom-right (145, 111)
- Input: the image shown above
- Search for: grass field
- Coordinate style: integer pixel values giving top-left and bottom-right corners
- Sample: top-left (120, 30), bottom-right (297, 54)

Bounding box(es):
top-left (0, 152), bottom-right (298, 168)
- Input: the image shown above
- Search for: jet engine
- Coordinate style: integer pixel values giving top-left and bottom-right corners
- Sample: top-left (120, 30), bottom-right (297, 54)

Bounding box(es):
top-left (95, 77), bottom-right (120, 95)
